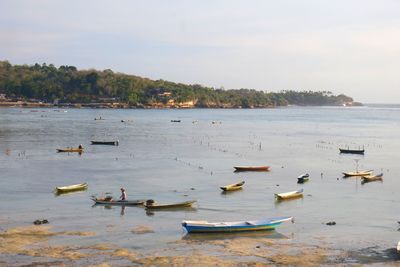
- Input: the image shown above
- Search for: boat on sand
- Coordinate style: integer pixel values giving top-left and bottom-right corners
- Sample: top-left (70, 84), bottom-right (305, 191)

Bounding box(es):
top-left (275, 189), bottom-right (303, 200)
top-left (182, 216), bottom-right (293, 233)
top-left (220, 181), bottom-right (245, 191)
top-left (55, 183), bottom-right (88, 193)
top-left (234, 166), bottom-right (270, 172)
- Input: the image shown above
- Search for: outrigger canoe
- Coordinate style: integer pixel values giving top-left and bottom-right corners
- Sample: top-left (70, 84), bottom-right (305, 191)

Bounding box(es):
top-left (342, 170), bottom-right (373, 177)
top-left (361, 173), bottom-right (383, 183)
top-left (91, 140), bottom-right (119, 146)
top-left (275, 189), bottom-right (303, 200)
top-left (182, 216), bottom-right (293, 233)
top-left (297, 173), bottom-right (309, 184)
top-left (55, 183), bottom-right (88, 193)
top-left (220, 181), bottom-right (245, 191)
top-left (234, 166), bottom-right (270, 172)
top-left (144, 200), bottom-right (196, 209)
top-left (91, 197), bottom-right (145, 206)
top-left (57, 148), bottom-right (83, 153)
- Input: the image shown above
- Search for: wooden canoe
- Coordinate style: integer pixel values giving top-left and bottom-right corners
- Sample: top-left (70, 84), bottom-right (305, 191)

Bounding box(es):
top-left (297, 173), bottom-right (309, 184)
top-left (361, 173), bottom-right (383, 182)
top-left (145, 200), bottom-right (196, 209)
top-left (91, 140), bottom-right (119, 146)
top-left (275, 189), bottom-right (303, 200)
top-left (220, 181), bottom-right (245, 191)
top-left (182, 216), bottom-right (293, 233)
top-left (234, 166), bottom-right (270, 172)
top-left (339, 148), bottom-right (365, 154)
top-left (57, 148), bottom-right (84, 153)
top-left (55, 183), bottom-right (88, 193)
top-left (91, 198), bottom-right (145, 206)
top-left (342, 170), bottom-right (373, 177)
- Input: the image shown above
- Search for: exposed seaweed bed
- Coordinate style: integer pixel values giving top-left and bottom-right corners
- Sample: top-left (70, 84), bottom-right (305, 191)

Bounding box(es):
top-left (1, 224), bottom-right (399, 266)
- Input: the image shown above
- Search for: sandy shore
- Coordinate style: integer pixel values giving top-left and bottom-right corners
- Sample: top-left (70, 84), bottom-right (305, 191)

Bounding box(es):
top-left (2, 224), bottom-right (398, 266)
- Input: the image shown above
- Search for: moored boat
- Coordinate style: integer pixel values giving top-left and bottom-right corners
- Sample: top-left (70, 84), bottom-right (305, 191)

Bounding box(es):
top-left (234, 166), bottom-right (270, 172)
top-left (275, 189), bottom-right (303, 200)
top-left (57, 148), bottom-right (84, 153)
top-left (91, 140), bottom-right (119, 146)
top-left (339, 148), bottom-right (365, 154)
top-left (342, 170), bottom-right (373, 177)
top-left (297, 173), bottom-right (309, 184)
top-left (144, 200), bottom-right (196, 209)
top-left (55, 183), bottom-right (88, 193)
top-left (91, 197), bottom-right (145, 206)
top-left (182, 216), bottom-right (293, 233)
top-left (220, 181), bottom-right (245, 191)
top-left (361, 173), bottom-right (383, 183)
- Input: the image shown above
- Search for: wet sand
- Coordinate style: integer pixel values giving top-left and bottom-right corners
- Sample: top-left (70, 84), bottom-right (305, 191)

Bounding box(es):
top-left (2, 224), bottom-right (397, 266)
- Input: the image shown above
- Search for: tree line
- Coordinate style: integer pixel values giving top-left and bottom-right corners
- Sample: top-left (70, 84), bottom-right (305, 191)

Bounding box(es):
top-left (0, 61), bottom-right (355, 107)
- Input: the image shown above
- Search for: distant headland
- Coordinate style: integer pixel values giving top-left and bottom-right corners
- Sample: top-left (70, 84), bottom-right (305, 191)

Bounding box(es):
top-left (0, 61), bottom-right (361, 109)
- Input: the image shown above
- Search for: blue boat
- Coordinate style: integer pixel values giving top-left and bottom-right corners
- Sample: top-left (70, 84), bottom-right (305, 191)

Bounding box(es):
top-left (182, 216), bottom-right (293, 233)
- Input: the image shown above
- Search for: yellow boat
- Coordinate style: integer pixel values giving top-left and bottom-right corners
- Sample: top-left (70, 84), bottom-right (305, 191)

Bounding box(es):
top-left (220, 181), bottom-right (245, 191)
top-left (342, 170), bottom-right (373, 177)
top-left (57, 148), bottom-right (84, 153)
top-left (55, 183), bottom-right (88, 193)
top-left (144, 200), bottom-right (196, 209)
top-left (361, 173), bottom-right (383, 183)
top-left (275, 189), bottom-right (303, 200)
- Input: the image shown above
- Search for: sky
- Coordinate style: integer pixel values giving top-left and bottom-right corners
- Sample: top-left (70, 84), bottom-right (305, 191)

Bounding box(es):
top-left (1, 0), bottom-right (400, 103)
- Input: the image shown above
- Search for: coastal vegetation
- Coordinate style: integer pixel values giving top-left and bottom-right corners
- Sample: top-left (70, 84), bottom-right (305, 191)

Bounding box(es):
top-left (0, 61), bottom-right (359, 108)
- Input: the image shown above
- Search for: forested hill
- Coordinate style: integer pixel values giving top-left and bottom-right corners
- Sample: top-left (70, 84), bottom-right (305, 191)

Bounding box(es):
top-left (0, 61), bottom-right (359, 108)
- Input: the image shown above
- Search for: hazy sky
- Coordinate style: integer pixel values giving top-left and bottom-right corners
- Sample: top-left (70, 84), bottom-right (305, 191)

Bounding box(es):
top-left (1, 0), bottom-right (400, 103)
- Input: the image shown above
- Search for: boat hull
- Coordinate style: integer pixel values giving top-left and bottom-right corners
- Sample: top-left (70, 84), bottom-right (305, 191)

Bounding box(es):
top-left (182, 217), bottom-right (292, 233)
top-left (56, 183), bottom-right (88, 193)
top-left (220, 181), bottom-right (245, 191)
top-left (57, 148), bottom-right (83, 153)
top-left (343, 170), bottom-right (373, 177)
top-left (91, 141), bottom-right (119, 146)
top-left (234, 166), bottom-right (270, 172)
top-left (145, 200), bottom-right (196, 209)
top-left (339, 148), bottom-right (365, 154)
top-left (92, 199), bottom-right (145, 206)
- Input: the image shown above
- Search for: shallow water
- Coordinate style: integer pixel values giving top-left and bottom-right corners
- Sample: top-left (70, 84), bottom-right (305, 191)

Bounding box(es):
top-left (1, 106), bottom-right (400, 261)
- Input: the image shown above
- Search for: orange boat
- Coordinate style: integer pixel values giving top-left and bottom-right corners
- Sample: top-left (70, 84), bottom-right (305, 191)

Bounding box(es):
top-left (234, 166), bottom-right (270, 172)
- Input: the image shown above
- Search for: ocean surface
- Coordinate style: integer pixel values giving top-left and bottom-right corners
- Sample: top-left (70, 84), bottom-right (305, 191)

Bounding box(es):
top-left (1, 105), bottom-right (400, 262)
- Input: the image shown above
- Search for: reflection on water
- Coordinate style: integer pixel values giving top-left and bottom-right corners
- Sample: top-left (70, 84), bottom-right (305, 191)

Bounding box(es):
top-left (146, 207), bottom-right (197, 216)
top-left (182, 230), bottom-right (288, 241)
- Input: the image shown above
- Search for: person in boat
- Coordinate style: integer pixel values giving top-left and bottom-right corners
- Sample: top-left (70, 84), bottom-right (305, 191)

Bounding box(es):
top-left (78, 144), bottom-right (83, 149)
top-left (120, 187), bottom-right (127, 201)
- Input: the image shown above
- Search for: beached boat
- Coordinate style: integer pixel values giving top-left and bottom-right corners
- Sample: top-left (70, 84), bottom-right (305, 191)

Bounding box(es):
top-left (55, 183), bottom-right (88, 193)
top-left (144, 200), bottom-right (196, 209)
top-left (91, 140), bottom-right (119, 146)
top-left (275, 189), bottom-right (303, 200)
top-left (220, 181), bottom-right (245, 191)
top-left (339, 148), bottom-right (365, 154)
top-left (91, 197), bottom-right (145, 206)
top-left (57, 148), bottom-right (83, 153)
top-left (342, 170), bottom-right (373, 177)
top-left (182, 216), bottom-right (293, 233)
top-left (361, 173), bottom-right (383, 182)
top-left (234, 166), bottom-right (270, 172)
top-left (297, 173), bottom-right (309, 184)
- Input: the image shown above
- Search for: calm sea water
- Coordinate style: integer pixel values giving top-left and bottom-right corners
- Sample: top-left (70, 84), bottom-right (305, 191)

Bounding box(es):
top-left (1, 106), bottom-right (400, 257)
